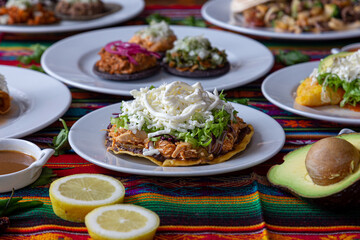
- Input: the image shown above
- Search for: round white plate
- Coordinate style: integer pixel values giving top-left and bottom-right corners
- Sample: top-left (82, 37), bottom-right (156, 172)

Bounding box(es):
top-left (69, 102), bottom-right (285, 177)
top-left (262, 61), bottom-right (360, 125)
top-left (201, 0), bottom-right (360, 40)
top-left (0, 0), bottom-right (144, 33)
top-left (0, 65), bottom-right (71, 138)
top-left (41, 25), bottom-right (274, 96)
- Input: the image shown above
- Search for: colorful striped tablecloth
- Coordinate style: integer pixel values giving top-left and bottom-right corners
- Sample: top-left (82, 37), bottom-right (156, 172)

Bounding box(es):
top-left (1, 3), bottom-right (360, 240)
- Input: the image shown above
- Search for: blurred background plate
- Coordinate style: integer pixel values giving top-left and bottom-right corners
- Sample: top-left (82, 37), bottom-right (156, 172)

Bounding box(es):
top-left (201, 0), bottom-right (360, 40)
top-left (0, 0), bottom-right (144, 33)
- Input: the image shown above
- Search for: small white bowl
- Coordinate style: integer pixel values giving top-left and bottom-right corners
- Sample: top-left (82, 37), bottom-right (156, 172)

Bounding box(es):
top-left (0, 138), bottom-right (54, 193)
top-left (331, 43), bottom-right (360, 54)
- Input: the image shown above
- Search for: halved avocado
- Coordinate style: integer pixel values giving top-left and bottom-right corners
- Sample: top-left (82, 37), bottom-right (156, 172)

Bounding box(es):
top-left (267, 133), bottom-right (360, 208)
top-left (318, 52), bottom-right (353, 73)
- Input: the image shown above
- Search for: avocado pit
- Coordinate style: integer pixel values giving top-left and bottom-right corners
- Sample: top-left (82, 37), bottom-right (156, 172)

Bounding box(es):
top-left (305, 137), bottom-right (360, 186)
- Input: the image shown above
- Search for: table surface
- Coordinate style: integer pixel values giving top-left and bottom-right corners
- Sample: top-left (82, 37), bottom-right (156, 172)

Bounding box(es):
top-left (1, 1), bottom-right (360, 240)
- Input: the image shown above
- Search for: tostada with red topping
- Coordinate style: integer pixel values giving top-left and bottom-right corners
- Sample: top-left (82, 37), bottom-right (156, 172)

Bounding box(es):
top-left (93, 41), bottom-right (161, 81)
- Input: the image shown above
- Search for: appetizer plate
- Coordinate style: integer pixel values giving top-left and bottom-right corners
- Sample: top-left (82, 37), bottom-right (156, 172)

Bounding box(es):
top-left (41, 25), bottom-right (274, 96)
top-left (201, 0), bottom-right (360, 40)
top-left (0, 65), bottom-right (71, 138)
top-left (69, 102), bottom-right (285, 177)
top-left (261, 61), bottom-right (360, 124)
top-left (0, 0), bottom-right (144, 34)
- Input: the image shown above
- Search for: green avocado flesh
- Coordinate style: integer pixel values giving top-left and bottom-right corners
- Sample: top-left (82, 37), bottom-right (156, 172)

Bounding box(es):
top-left (267, 133), bottom-right (360, 199)
top-left (318, 51), bottom-right (353, 73)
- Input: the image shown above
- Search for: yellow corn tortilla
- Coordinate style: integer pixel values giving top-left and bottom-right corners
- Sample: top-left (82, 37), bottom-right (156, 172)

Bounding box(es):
top-left (106, 125), bottom-right (254, 167)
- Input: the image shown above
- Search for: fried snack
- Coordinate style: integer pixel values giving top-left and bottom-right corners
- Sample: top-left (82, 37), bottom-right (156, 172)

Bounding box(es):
top-left (105, 81), bottom-right (254, 167)
top-left (0, 74), bottom-right (10, 114)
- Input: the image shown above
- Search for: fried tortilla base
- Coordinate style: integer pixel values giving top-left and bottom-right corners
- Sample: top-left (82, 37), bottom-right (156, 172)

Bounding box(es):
top-left (0, 91), bottom-right (10, 114)
top-left (107, 124), bottom-right (254, 167)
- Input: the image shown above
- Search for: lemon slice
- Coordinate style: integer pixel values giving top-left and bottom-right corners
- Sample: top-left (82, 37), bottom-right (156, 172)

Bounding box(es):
top-left (49, 174), bottom-right (125, 222)
top-left (85, 204), bottom-right (160, 240)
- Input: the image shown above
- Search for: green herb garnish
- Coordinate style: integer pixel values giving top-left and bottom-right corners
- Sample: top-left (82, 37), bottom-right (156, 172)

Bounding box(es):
top-left (276, 50), bottom-right (310, 66)
top-left (180, 16), bottom-right (207, 27)
top-left (17, 44), bottom-right (47, 64)
top-left (0, 189), bottom-right (43, 217)
top-left (51, 118), bottom-right (71, 156)
top-left (146, 13), bottom-right (171, 24)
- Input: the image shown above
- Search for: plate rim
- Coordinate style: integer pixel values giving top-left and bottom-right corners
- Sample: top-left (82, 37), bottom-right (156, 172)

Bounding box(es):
top-left (68, 102), bottom-right (285, 177)
top-left (201, 0), bottom-right (360, 40)
top-left (261, 61), bottom-right (360, 124)
top-left (0, 65), bottom-right (72, 138)
top-left (41, 25), bottom-right (274, 96)
top-left (0, 0), bottom-right (144, 33)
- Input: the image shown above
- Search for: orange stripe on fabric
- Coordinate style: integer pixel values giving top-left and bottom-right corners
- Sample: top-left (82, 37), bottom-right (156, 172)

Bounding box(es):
top-left (158, 223), bottom-right (266, 232)
top-left (7, 225), bottom-right (87, 233)
top-left (267, 224), bottom-right (360, 232)
top-left (126, 192), bottom-right (260, 204)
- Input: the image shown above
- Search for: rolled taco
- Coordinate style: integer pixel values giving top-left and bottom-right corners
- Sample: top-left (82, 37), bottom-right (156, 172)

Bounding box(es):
top-left (0, 74), bottom-right (10, 114)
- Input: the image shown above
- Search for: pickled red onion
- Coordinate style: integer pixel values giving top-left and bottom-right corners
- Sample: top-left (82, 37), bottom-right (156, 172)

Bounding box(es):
top-left (104, 40), bottom-right (160, 65)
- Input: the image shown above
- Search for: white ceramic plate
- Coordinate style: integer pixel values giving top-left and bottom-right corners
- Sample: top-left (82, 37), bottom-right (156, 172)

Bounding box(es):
top-left (201, 0), bottom-right (360, 40)
top-left (41, 25), bottom-right (274, 96)
top-left (0, 0), bottom-right (144, 33)
top-left (261, 61), bottom-right (360, 125)
top-left (0, 65), bottom-right (71, 138)
top-left (68, 102), bottom-right (285, 177)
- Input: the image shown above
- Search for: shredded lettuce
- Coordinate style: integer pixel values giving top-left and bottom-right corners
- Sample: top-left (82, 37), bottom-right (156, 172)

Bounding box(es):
top-left (110, 107), bottom-right (232, 147)
top-left (317, 73), bottom-right (360, 107)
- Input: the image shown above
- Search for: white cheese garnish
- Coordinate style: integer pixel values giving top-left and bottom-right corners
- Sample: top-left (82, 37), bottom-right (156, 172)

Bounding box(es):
top-left (120, 81), bottom-right (234, 136)
top-left (169, 35), bottom-right (212, 60)
top-left (6, 0), bottom-right (33, 9)
top-left (136, 20), bottom-right (174, 42)
top-left (324, 50), bottom-right (360, 83)
top-left (0, 73), bottom-right (9, 94)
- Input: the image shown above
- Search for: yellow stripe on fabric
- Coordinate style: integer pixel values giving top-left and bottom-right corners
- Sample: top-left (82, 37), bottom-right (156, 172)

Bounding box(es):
top-left (259, 193), bottom-right (305, 204)
top-left (126, 192), bottom-right (260, 204)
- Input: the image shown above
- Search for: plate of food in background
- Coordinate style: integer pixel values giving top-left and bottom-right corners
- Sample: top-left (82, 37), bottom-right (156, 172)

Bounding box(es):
top-left (202, 0), bottom-right (360, 40)
top-left (0, 0), bottom-right (144, 33)
top-left (0, 65), bottom-right (71, 138)
top-left (262, 50), bottom-right (360, 124)
top-left (41, 24), bottom-right (274, 96)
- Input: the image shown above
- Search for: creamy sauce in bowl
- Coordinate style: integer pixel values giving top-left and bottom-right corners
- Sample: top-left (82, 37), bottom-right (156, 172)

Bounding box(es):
top-left (0, 150), bottom-right (36, 175)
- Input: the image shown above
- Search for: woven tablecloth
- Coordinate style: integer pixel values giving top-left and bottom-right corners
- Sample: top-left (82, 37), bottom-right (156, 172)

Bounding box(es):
top-left (1, 3), bottom-right (360, 240)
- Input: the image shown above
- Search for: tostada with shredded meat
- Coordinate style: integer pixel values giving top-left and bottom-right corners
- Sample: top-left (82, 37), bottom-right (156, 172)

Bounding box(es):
top-left (93, 40), bottom-right (161, 81)
top-left (0, 73), bottom-right (10, 114)
top-left (0, 0), bottom-right (58, 25)
top-left (105, 81), bottom-right (254, 167)
top-left (129, 20), bottom-right (177, 58)
top-left (162, 35), bottom-right (230, 78)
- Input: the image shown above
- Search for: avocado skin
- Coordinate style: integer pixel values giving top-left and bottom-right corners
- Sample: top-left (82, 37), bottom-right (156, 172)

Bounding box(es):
top-left (267, 133), bottom-right (360, 209)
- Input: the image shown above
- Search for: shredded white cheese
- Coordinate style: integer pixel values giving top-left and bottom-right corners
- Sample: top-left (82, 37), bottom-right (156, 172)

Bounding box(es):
top-left (324, 50), bottom-right (360, 83)
top-left (169, 35), bottom-right (211, 60)
top-left (120, 81), bottom-right (235, 136)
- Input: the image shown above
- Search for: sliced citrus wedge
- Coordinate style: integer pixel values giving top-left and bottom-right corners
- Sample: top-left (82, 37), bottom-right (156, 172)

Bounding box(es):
top-left (85, 204), bottom-right (160, 240)
top-left (49, 174), bottom-right (125, 222)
